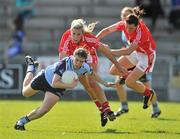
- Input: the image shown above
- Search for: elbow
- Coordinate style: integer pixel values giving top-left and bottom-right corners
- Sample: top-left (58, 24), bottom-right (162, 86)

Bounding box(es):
top-left (124, 50), bottom-right (133, 55)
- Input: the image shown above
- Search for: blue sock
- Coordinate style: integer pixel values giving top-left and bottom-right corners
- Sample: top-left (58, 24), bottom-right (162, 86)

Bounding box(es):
top-left (27, 65), bottom-right (35, 73)
top-left (121, 102), bottom-right (128, 110)
top-left (152, 102), bottom-right (160, 113)
top-left (17, 116), bottom-right (30, 126)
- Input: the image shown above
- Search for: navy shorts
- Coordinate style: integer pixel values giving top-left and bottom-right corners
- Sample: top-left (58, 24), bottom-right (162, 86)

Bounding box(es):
top-left (31, 70), bottom-right (65, 98)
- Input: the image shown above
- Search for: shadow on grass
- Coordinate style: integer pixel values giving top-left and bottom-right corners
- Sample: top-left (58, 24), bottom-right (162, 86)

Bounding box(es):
top-left (101, 129), bottom-right (134, 134)
top-left (142, 130), bottom-right (180, 135)
top-left (157, 118), bottom-right (179, 121)
top-left (128, 117), bottom-right (180, 121)
top-left (29, 128), bottom-right (135, 135)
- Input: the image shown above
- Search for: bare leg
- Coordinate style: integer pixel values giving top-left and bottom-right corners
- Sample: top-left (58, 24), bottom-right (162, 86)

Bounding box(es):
top-left (15, 92), bottom-right (59, 130)
top-left (88, 63), bottom-right (109, 104)
top-left (22, 56), bottom-right (39, 97)
top-left (115, 77), bottom-right (127, 103)
top-left (27, 92), bottom-right (59, 121)
top-left (110, 56), bottom-right (134, 114)
top-left (22, 72), bottom-right (37, 97)
top-left (79, 75), bottom-right (97, 101)
top-left (125, 68), bottom-right (146, 93)
top-left (87, 75), bottom-right (107, 103)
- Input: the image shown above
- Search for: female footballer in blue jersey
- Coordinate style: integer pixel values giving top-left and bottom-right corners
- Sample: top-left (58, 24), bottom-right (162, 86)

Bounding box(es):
top-left (14, 48), bottom-right (115, 131)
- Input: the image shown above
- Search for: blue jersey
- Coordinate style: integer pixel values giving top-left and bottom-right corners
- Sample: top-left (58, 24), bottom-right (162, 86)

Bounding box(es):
top-left (44, 56), bottom-right (93, 85)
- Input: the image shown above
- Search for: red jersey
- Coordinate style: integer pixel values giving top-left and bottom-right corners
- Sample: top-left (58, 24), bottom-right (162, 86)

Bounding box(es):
top-left (116, 20), bottom-right (156, 55)
top-left (58, 29), bottom-right (100, 64)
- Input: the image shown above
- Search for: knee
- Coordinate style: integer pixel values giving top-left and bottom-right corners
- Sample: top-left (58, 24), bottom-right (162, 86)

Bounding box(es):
top-left (115, 82), bottom-right (124, 89)
top-left (22, 90), bottom-right (30, 97)
top-left (109, 68), bottom-right (116, 75)
top-left (125, 79), bottom-right (134, 89)
top-left (115, 78), bottom-right (124, 88)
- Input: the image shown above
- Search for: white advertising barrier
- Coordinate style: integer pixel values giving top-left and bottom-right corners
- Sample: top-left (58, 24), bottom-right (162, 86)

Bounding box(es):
top-left (0, 64), bottom-right (23, 94)
top-left (37, 56), bottom-right (116, 90)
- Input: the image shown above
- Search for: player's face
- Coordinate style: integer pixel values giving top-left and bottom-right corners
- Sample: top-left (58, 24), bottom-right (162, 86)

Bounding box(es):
top-left (73, 56), bottom-right (85, 69)
top-left (125, 23), bottom-right (137, 33)
top-left (71, 28), bottom-right (83, 44)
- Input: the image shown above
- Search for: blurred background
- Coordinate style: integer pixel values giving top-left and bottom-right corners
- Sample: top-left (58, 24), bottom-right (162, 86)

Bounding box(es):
top-left (0, 0), bottom-right (180, 101)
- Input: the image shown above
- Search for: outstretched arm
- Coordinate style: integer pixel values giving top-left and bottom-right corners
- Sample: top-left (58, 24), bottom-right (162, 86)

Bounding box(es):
top-left (96, 23), bottom-right (118, 40)
top-left (111, 44), bottom-right (139, 56)
top-left (88, 72), bottom-right (115, 87)
top-left (98, 43), bottom-right (128, 75)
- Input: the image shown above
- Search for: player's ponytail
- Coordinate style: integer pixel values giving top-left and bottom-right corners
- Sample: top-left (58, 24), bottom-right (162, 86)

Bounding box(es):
top-left (132, 6), bottom-right (145, 18)
top-left (85, 21), bottom-right (99, 33)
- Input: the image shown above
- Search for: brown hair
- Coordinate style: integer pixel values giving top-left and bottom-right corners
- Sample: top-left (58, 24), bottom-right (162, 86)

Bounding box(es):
top-left (73, 47), bottom-right (88, 59)
top-left (132, 6), bottom-right (145, 18)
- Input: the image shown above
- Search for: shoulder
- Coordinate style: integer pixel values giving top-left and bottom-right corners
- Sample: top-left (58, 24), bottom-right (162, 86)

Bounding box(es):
top-left (84, 33), bottom-right (96, 40)
top-left (63, 29), bottom-right (71, 36)
top-left (61, 29), bottom-right (71, 40)
top-left (60, 30), bottom-right (72, 47)
top-left (116, 20), bottom-right (126, 30)
top-left (117, 20), bottom-right (126, 25)
top-left (61, 56), bottom-right (72, 63)
top-left (82, 62), bottom-right (92, 72)
top-left (84, 33), bottom-right (99, 44)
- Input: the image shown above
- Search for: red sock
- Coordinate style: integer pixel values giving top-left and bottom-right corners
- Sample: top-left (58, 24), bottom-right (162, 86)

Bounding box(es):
top-left (143, 87), bottom-right (151, 96)
top-left (102, 101), bottom-right (111, 113)
top-left (94, 100), bottom-right (103, 112)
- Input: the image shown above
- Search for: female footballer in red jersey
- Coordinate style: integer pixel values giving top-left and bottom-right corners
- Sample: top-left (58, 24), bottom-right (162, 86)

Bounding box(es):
top-left (58, 19), bottom-right (127, 126)
top-left (97, 7), bottom-right (161, 118)
top-left (96, 8), bottom-right (157, 109)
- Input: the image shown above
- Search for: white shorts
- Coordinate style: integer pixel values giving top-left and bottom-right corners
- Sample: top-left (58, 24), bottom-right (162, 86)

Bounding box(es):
top-left (126, 51), bottom-right (156, 73)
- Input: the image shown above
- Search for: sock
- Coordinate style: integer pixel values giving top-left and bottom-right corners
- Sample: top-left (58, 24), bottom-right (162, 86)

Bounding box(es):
top-left (143, 87), bottom-right (151, 96)
top-left (26, 64), bottom-right (35, 73)
top-left (94, 100), bottom-right (103, 112)
top-left (121, 102), bottom-right (128, 110)
top-left (102, 101), bottom-right (111, 113)
top-left (152, 102), bottom-right (160, 113)
top-left (17, 116), bottom-right (30, 126)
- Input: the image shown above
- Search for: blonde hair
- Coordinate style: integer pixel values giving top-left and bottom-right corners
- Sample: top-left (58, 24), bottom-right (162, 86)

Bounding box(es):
top-left (70, 19), bottom-right (98, 33)
top-left (121, 6), bottom-right (144, 20)
top-left (121, 7), bottom-right (133, 19)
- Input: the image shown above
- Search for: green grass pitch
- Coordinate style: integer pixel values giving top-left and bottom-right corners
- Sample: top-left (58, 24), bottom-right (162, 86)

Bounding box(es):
top-left (0, 100), bottom-right (180, 139)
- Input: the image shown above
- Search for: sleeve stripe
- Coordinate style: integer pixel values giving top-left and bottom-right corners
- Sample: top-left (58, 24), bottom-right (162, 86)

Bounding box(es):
top-left (85, 37), bottom-right (99, 44)
top-left (63, 37), bottom-right (71, 51)
top-left (132, 26), bottom-right (141, 45)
